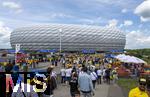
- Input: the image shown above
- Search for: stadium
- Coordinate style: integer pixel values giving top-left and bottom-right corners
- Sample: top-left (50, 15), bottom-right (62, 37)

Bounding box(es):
top-left (10, 24), bottom-right (126, 52)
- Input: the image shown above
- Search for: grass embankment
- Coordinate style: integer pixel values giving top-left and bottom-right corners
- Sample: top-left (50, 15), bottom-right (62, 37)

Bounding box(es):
top-left (117, 78), bottom-right (138, 97)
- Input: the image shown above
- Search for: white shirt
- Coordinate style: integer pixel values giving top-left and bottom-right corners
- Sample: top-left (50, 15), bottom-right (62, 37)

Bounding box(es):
top-left (63, 59), bottom-right (65, 64)
top-left (90, 72), bottom-right (97, 81)
top-left (79, 71), bottom-right (83, 77)
top-left (103, 69), bottom-right (106, 76)
top-left (51, 71), bottom-right (57, 78)
top-left (60, 68), bottom-right (66, 76)
top-left (97, 69), bottom-right (102, 76)
top-left (65, 68), bottom-right (72, 77)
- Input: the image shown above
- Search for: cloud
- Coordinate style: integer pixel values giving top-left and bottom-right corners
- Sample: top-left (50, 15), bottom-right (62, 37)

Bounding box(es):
top-left (134, 0), bottom-right (150, 22)
top-left (107, 19), bottom-right (118, 27)
top-left (119, 20), bottom-right (133, 28)
top-left (125, 30), bottom-right (150, 49)
top-left (2, 1), bottom-right (23, 13)
top-left (121, 8), bottom-right (127, 13)
top-left (50, 13), bottom-right (74, 19)
top-left (124, 20), bottom-right (133, 26)
top-left (0, 21), bottom-right (12, 48)
top-left (140, 16), bottom-right (150, 22)
top-left (77, 17), bottom-right (106, 25)
top-left (0, 21), bottom-right (11, 36)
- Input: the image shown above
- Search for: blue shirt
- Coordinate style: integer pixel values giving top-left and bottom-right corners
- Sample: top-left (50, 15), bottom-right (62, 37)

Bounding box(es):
top-left (78, 72), bottom-right (94, 92)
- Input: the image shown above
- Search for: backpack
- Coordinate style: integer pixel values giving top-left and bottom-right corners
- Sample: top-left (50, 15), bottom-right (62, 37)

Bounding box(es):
top-left (44, 75), bottom-right (57, 95)
top-left (49, 76), bottom-right (57, 90)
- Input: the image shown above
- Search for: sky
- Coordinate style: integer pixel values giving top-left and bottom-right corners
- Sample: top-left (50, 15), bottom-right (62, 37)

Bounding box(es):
top-left (0, 0), bottom-right (150, 49)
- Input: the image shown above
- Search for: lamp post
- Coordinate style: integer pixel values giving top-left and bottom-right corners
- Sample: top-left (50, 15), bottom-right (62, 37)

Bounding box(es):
top-left (15, 44), bottom-right (20, 65)
top-left (59, 29), bottom-right (62, 53)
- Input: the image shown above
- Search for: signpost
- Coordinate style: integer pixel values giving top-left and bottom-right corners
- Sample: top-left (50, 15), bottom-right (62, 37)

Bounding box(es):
top-left (15, 44), bottom-right (20, 64)
top-left (15, 44), bottom-right (20, 53)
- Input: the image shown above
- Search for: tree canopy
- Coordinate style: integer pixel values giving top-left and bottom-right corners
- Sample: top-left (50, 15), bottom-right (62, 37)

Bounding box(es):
top-left (126, 49), bottom-right (150, 64)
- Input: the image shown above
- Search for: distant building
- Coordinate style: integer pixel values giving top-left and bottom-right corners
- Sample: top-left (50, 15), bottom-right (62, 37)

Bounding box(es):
top-left (10, 24), bottom-right (126, 52)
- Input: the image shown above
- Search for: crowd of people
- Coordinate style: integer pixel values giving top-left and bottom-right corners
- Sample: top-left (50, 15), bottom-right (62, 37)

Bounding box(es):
top-left (0, 53), bottom-right (149, 97)
top-left (46, 53), bottom-right (120, 97)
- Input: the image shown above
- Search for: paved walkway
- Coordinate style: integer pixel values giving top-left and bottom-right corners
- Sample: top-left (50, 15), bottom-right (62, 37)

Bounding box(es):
top-left (108, 84), bottom-right (125, 97)
top-left (54, 83), bottom-right (125, 97)
top-left (29, 62), bottom-right (125, 97)
top-left (54, 83), bottom-right (110, 97)
top-left (28, 62), bottom-right (51, 72)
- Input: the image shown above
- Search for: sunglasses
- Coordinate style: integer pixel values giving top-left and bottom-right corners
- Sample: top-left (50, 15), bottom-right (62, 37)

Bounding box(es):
top-left (139, 83), bottom-right (146, 86)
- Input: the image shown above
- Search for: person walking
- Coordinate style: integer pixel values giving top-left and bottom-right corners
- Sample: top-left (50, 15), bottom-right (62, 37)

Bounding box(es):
top-left (69, 72), bottom-right (80, 97)
top-left (129, 77), bottom-right (149, 97)
top-left (60, 67), bottom-right (66, 83)
top-left (0, 63), bottom-right (5, 72)
top-left (90, 69), bottom-right (97, 89)
top-left (97, 68), bottom-right (102, 84)
top-left (102, 67), bottom-right (106, 83)
top-left (5, 66), bottom-right (14, 97)
top-left (43, 67), bottom-right (57, 97)
top-left (105, 68), bottom-right (111, 84)
top-left (112, 68), bottom-right (118, 84)
top-left (78, 67), bottom-right (94, 97)
top-left (12, 65), bottom-right (20, 86)
top-left (65, 65), bottom-right (72, 84)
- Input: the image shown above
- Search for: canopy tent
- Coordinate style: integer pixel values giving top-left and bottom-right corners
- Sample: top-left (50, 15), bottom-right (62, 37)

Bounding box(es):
top-left (82, 49), bottom-right (95, 54)
top-left (37, 49), bottom-right (57, 53)
top-left (7, 50), bottom-right (25, 53)
top-left (109, 49), bottom-right (124, 53)
top-left (115, 54), bottom-right (147, 64)
top-left (105, 54), bottom-right (115, 58)
top-left (0, 59), bottom-right (7, 62)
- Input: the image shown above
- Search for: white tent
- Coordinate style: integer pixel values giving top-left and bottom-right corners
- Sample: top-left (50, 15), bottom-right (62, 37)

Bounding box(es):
top-left (115, 54), bottom-right (147, 64)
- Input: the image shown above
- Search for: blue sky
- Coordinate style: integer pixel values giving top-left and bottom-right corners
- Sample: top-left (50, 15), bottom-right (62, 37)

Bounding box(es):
top-left (0, 0), bottom-right (150, 49)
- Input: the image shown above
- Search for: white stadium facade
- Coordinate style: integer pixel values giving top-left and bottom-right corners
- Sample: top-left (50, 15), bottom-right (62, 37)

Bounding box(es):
top-left (10, 24), bottom-right (126, 52)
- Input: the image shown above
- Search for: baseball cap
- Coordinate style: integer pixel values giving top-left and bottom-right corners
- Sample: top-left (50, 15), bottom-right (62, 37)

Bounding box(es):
top-left (139, 78), bottom-right (147, 86)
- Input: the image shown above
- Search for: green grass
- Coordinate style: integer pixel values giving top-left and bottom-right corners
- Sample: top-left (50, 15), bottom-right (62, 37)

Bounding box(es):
top-left (117, 78), bottom-right (138, 90)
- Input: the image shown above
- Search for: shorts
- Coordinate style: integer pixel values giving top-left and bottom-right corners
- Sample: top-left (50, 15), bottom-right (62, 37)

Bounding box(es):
top-left (70, 91), bottom-right (80, 97)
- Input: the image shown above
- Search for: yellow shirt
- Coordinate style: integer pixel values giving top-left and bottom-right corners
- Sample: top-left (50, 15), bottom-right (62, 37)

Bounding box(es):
top-left (4, 62), bottom-right (7, 66)
top-left (129, 87), bottom-right (149, 97)
top-left (95, 64), bottom-right (99, 68)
